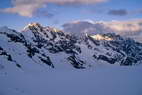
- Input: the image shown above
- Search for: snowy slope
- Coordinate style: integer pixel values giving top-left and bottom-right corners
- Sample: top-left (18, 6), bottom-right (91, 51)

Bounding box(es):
top-left (0, 65), bottom-right (142, 95)
top-left (0, 23), bottom-right (142, 95)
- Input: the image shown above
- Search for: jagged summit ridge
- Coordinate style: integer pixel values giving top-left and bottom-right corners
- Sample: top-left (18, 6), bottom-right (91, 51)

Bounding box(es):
top-left (90, 34), bottom-right (113, 41)
top-left (23, 22), bottom-right (42, 30)
top-left (23, 22), bottom-right (61, 33)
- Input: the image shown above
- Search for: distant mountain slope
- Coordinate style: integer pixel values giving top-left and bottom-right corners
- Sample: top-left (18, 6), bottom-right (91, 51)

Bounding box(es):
top-left (0, 23), bottom-right (142, 70)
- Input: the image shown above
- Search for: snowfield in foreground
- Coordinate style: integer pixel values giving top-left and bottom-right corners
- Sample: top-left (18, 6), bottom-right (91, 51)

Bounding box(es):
top-left (0, 66), bottom-right (142, 95)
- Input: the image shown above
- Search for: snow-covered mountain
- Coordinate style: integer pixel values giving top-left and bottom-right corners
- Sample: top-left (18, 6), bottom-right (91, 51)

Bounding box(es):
top-left (1, 23), bottom-right (142, 95)
top-left (0, 22), bottom-right (142, 71)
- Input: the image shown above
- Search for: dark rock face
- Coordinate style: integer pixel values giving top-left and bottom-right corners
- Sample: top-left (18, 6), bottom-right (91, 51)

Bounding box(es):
top-left (97, 55), bottom-right (117, 64)
top-left (0, 46), bottom-right (13, 62)
top-left (26, 45), bottom-right (39, 58)
top-left (121, 57), bottom-right (137, 66)
top-left (39, 56), bottom-right (54, 68)
top-left (67, 55), bottom-right (85, 69)
top-left (86, 33), bottom-right (142, 65)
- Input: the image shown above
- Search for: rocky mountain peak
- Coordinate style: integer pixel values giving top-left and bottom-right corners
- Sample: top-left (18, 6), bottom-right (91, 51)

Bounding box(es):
top-left (27, 22), bottom-right (41, 28)
top-left (22, 22), bottom-right (43, 32)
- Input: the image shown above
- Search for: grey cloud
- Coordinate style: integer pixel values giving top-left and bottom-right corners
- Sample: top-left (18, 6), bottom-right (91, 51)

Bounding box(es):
top-left (130, 9), bottom-right (142, 15)
top-left (108, 9), bottom-right (128, 16)
top-left (62, 20), bottom-right (113, 36)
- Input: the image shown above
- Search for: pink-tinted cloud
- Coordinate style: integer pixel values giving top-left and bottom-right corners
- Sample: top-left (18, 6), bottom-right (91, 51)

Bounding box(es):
top-left (62, 19), bottom-right (142, 42)
top-left (0, 0), bottom-right (107, 17)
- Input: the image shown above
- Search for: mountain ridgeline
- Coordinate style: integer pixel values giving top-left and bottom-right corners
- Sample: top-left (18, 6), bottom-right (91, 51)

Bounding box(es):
top-left (0, 23), bottom-right (142, 70)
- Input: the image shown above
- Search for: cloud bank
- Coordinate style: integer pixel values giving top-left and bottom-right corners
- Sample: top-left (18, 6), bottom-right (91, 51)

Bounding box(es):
top-left (62, 19), bottom-right (142, 42)
top-left (108, 9), bottom-right (128, 16)
top-left (62, 20), bottom-right (113, 36)
top-left (107, 9), bottom-right (142, 16)
top-left (0, 0), bottom-right (106, 17)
